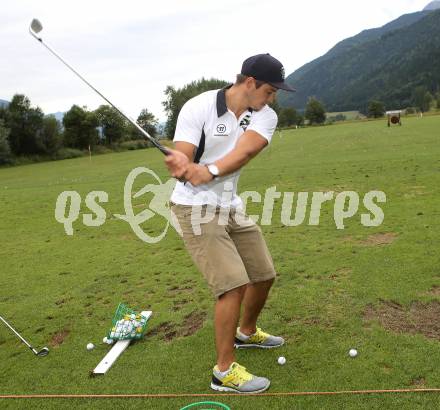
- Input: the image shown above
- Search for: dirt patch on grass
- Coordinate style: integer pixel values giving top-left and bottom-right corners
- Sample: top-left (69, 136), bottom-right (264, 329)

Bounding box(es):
top-left (363, 300), bottom-right (440, 340)
top-left (404, 186), bottom-right (427, 199)
top-left (424, 286), bottom-right (440, 296)
top-left (340, 235), bottom-right (355, 243)
top-left (329, 268), bottom-right (352, 280)
top-left (146, 310), bottom-right (207, 341)
top-left (120, 234), bottom-right (136, 241)
top-left (360, 233), bottom-right (398, 246)
top-left (172, 299), bottom-right (190, 311)
top-left (49, 329), bottom-right (70, 347)
top-left (167, 285), bottom-right (194, 296)
top-left (341, 233), bottom-right (398, 246)
top-left (411, 377), bottom-right (426, 387)
top-left (180, 311), bottom-right (207, 337)
top-left (182, 279), bottom-right (196, 284)
top-left (288, 315), bottom-right (335, 329)
top-left (146, 322), bottom-right (177, 341)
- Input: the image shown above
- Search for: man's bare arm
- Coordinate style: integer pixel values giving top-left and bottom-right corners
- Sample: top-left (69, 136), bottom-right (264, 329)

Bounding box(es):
top-left (164, 131), bottom-right (268, 185)
top-left (174, 141), bottom-right (197, 161)
top-left (214, 130), bottom-right (268, 176)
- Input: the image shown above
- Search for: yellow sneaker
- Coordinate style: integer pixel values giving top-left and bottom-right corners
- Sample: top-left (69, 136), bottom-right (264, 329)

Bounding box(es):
top-left (235, 327), bottom-right (284, 349)
top-left (211, 362), bottom-right (270, 394)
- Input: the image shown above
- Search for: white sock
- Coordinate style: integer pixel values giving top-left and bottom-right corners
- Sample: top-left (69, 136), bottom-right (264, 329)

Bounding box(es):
top-left (237, 328), bottom-right (253, 340)
top-left (215, 363), bottom-right (232, 377)
top-left (217, 368), bottom-right (230, 377)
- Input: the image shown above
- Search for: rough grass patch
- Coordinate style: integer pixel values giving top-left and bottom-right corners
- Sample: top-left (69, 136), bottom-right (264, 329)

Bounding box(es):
top-left (424, 286), bottom-right (440, 296)
top-left (411, 377), bottom-right (426, 387)
top-left (49, 329), bottom-right (70, 347)
top-left (363, 300), bottom-right (440, 340)
top-left (172, 299), bottom-right (190, 311)
top-left (329, 267), bottom-right (352, 280)
top-left (167, 285), bottom-right (193, 296)
top-left (146, 311), bottom-right (206, 341)
top-left (146, 322), bottom-right (177, 341)
top-left (180, 310), bottom-right (207, 337)
top-left (360, 232), bottom-right (398, 246)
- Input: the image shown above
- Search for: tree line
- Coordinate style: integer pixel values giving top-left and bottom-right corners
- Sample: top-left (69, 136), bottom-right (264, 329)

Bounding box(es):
top-left (0, 94), bottom-right (158, 165)
top-left (365, 85), bottom-right (440, 118)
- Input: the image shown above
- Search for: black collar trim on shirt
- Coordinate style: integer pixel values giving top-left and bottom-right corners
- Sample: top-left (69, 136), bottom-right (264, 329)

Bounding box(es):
top-left (216, 84), bottom-right (253, 117)
top-left (216, 84), bottom-right (232, 117)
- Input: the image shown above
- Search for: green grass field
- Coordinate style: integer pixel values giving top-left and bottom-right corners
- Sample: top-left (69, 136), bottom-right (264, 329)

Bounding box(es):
top-left (1, 115), bottom-right (440, 410)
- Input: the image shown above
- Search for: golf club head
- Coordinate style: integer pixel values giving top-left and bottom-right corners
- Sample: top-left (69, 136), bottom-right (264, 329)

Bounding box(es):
top-left (30, 19), bottom-right (43, 34)
top-left (37, 347), bottom-right (49, 357)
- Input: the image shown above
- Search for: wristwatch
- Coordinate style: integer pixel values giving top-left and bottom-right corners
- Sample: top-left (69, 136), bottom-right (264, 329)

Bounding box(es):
top-left (206, 164), bottom-right (220, 179)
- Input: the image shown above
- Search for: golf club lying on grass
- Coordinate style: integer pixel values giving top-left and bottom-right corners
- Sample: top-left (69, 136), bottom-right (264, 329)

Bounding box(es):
top-left (29, 18), bottom-right (169, 156)
top-left (0, 315), bottom-right (49, 357)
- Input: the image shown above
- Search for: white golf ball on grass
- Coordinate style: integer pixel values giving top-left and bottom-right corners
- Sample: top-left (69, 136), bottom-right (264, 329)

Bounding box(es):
top-left (86, 343), bottom-right (95, 351)
top-left (277, 356), bottom-right (286, 365)
top-left (349, 348), bottom-right (358, 357)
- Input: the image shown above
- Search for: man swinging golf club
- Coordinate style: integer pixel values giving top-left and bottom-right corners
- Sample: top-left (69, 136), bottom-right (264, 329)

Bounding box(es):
top-left (165, 54), bottom-right (295, 393)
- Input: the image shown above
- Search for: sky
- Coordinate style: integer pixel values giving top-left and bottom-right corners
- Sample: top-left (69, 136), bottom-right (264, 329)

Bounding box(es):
top-left (0, 0), bottom-right (431, 122)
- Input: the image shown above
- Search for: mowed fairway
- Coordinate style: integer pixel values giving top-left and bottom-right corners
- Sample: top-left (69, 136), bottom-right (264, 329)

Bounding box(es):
top-left (1, 115), bottom-right (440, 410)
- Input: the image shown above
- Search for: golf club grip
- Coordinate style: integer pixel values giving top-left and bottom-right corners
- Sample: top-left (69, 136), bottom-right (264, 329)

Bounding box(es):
top-left (152, 140), bottom-right (170, 156)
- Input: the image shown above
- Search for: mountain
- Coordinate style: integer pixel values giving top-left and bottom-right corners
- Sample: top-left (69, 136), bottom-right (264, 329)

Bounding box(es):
top-left (424, 1), bottom-right (440, 10)
top-left (279, 8), bottom-right (440, 112)
top-left (47, 111), bottom-right (65, 122)
top-left (0, 99), bottom-right (9, 108)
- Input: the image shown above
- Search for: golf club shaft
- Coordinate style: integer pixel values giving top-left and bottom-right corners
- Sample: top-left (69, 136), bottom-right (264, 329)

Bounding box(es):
top-left (30, 33), bottom-right (169, 155)
top-left (0, 315), bottom-right (34, 350)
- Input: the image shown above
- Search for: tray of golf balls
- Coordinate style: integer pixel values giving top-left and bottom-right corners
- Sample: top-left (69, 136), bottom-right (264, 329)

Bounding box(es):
top-left (106, 303), bottom-right (149, 341)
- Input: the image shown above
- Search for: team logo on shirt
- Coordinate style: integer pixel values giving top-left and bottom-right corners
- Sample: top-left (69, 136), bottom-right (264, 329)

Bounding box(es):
top-left (216, 124), bottom-right (227, 134)
top-left (239, 114), bottom-right (251, 131)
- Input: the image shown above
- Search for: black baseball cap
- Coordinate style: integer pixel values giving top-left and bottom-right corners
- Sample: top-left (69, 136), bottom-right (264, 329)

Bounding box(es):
top-left (241, 53), bottom-right (296, 92)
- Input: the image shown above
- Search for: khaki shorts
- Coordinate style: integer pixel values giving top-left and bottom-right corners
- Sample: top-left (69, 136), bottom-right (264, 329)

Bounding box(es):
top-left (171, 203), bottom-right (276, 298)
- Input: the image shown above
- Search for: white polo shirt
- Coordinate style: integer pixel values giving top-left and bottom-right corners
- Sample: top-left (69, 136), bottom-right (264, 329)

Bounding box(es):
top-left (170, 86), bottom-right (278, 208)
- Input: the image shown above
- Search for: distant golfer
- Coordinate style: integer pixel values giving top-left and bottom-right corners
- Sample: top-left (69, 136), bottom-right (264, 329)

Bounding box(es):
top-left (165, 53), bottom-right (295, 393)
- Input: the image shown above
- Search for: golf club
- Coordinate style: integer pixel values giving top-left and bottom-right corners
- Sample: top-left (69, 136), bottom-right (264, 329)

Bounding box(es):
top-left (0, 315), bottom-right (49, 357)
top-left (29, 18), bottom-right (169, 156)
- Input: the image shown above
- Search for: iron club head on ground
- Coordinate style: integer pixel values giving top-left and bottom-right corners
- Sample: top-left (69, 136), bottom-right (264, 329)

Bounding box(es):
top-left (36, 347), bottom-right (50, 357)
top-left (0, 315), bottom-right (49, 358)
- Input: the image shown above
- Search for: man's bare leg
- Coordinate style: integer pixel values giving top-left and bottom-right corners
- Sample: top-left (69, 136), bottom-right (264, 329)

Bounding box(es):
top-left (215, 285), bottom-right (246, 371)
top-left (239, 278), bottom-right (274, 336)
